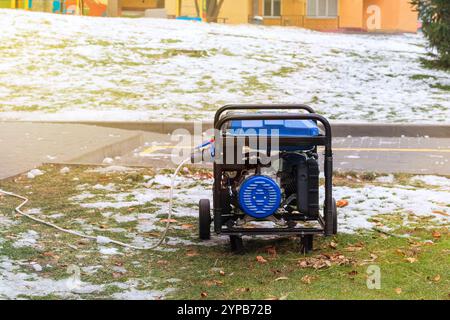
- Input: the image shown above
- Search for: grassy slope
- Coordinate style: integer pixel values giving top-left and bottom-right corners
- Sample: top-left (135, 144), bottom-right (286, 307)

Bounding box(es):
top-left (0, 164), bottom-right (448, 300)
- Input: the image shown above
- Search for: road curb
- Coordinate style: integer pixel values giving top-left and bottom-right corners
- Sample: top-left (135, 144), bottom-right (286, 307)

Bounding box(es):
top-left (24, 121), bottom-right (450, 138)
top-left (65, 131), bottom-right (143, 164)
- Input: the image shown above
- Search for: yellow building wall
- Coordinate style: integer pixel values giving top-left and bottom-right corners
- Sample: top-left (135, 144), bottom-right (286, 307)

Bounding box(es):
top-left (339, 0), bottom-right (364, 29)
top-left (122, 0), bottom-right (159, 10)
top-left (398, 0), bottom-right (418, 32)
top-left (219, 0), bottom-right (250, 24)
top-left (165, 0), bottom-right (417, 32)
top-left (166, 0), bottom-right (177, 15)
top-left (304, 18), bottom-right (338, 30)
top-left (363, 0), bottom-right (399, 32)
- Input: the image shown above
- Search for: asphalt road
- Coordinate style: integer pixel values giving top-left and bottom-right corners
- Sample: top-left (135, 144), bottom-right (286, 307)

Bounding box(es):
top-left (116, 133), bottom-right (450, 175)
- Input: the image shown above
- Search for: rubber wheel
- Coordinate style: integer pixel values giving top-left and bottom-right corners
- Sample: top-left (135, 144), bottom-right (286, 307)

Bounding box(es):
top-left (230, 235), bottom-right (244, 254)
top-left (199, 199), bottom-right (211, 240)
top-left (300, 235), bottom-right (313, 254)
top-left (332, 198), bottom-right (338, 235)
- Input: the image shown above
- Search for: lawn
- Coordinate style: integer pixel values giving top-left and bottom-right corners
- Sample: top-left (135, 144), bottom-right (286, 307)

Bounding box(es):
top-left (0, 164), bottom-right (448, 299)
top-left (0, 9), bottom-right (449, 123)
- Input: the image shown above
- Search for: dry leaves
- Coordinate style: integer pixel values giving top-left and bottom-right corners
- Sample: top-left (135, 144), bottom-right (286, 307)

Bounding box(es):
top-left (235, 287), bottom-right (250, 293)
top-left (266, 246), bottom-right (277, 257)
top-left (427, 274), bottom-right (441, 283)
top-left (256, 255), bottom-right (267, 264)
top-left (160, 218), bottom-right (178, 223)
top-left (205, 280), bottom-right (224, 287)
top-left (432, 231), bottom-right (441, 239)
top-left (432, 210), bottom-right (449, 217)
top-left (344, 242), bottom-right (364, 252)
top-left (297, 253), bottom-right (354, 270)
top-left (301, 275), bottom-right (317, 284)
top-left (329, 241), bottom-right (338, 249)
top-left (186, 250), bottom-right (198, 257)
top-left (395, 288), bottom-right (402, 295)
top-left (200, 292), bottom-right (208, 298)
top-left (181, 224), bottom-right (194, 229)
top-left (405, 257), bottom-right (417, 263)
top-left (336, 199), bottom-right (349, 208)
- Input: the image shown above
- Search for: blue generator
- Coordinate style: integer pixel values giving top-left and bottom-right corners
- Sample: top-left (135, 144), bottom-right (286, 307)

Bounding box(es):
top-left (194, 104), bottom-right (337, 253)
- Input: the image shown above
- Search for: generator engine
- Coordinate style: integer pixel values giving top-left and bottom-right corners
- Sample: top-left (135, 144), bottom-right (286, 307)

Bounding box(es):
top-left (223, 148), bottom-right (319, 223)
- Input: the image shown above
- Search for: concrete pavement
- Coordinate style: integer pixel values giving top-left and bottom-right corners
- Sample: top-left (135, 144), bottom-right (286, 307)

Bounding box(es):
top-left (0, 122), bottom-right (142, 179)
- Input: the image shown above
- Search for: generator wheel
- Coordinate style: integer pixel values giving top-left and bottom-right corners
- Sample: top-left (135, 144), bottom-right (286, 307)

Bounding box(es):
top-left (300, 235), bottom-right (313, 254)
top-left (199, 199), bottom-right (211, 240)
top-left (332, 198), bottom-right (338, 235)
top-left (230, 235), bottom-right (244, 254)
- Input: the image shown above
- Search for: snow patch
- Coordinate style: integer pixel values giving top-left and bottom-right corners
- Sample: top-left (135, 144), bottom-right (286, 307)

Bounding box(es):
top-left (27, 169), bottom-right (44, 179)
top-left (411, 175), bottom-right (450, 188)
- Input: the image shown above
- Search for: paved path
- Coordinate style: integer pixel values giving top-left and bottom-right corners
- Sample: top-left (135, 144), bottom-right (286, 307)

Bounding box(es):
top-left (1, 122), bottom-right (448, 180)
top-left (116, 133), bottom-right (450, 175)
top-left (0, 122), bottom-right (142, 179)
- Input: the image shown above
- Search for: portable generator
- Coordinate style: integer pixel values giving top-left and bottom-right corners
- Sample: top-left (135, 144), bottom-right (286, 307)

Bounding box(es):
top-left (193, 104), bottom-right (337, 253)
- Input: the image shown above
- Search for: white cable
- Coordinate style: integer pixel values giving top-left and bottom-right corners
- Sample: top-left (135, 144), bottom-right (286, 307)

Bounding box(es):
top-left (0, 156), bottom-right (192, 251)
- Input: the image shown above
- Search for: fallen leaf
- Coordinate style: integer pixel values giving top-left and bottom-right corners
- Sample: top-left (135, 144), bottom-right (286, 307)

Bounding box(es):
top-left (344, 242), bottom-right (364, 252)
top-left (301, 275), bottom-right (316, 284)
top-left (157, 260), bottom-right (168, 265)
top-left (432, 210), bottom-right (449, 217)
top-left (200, 292), bottom-right (208, 298)
top-left (112, 272), bottom-right (122, 279)
top-left (432, 231), bottom-right (441, 239)
top-left (275, 276), bottom-right (289, 281)
top-left (405, 257), bottom-right (417, 263)
top-left (266, 246), bottom-right (277, 257)
top-left (433, 274), bottom-right (441, 283)
top-left (219, 270), bottom-right (225, 276)
top-left (205, 279), bottom-right (223, 287)
top-left (181, 224), bottom-right (194, 229)
top-left (236, 287), bottom-right (250, 293)
top-left (256, 256), bottom-right (267, 264)
top-left (348, 270), bottom-right (358, 277)
top-left (160, 218), bottom-right (178, 223)
top-left (329, 241), bottom-right (338, 249)
top-left (186, 250), bottom-right (198, 257)
top-left (336, 199), bottom-right (349, 208)
top-left (395, 288), bottom-right (402, 295)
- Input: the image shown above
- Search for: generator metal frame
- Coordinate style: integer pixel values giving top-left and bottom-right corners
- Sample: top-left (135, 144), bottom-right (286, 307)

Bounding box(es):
top-left (199, 104), bottom-right (337, 253)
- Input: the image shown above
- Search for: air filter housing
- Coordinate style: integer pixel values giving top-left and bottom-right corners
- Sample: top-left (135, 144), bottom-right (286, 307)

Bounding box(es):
top-left (238, 175), bottom-right (281, 219)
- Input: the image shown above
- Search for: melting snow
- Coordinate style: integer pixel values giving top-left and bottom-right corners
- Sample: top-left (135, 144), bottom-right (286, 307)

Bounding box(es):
top-left (410, 175), bottom-right (450, 188)
top-left (0, 10), bottom-right (448, 123)
top-left (13, 230), bottom-right (40, 248)
top-left (26, 169), bottom-right (44, 179)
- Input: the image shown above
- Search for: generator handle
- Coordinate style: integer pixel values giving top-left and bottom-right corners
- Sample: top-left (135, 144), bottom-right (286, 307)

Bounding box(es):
top-left (215, 113), bottom-right (332, 153)
top-left (214, 104), bottom-right (315, 127)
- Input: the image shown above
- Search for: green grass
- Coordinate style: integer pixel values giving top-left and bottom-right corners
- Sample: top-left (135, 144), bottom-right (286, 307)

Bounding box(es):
top-left (0, 165), bottom-right (448, 300)
top-left (410, 74), bottom-right (437, 81)
top-left (430, 83), bottom-right (450, 91)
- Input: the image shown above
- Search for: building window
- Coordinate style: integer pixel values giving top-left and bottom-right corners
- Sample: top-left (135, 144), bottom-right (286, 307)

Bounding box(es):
top-left (264, 0), bottom-right (281, 17)
top-left (307, 0), bottom-right (337, 17)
